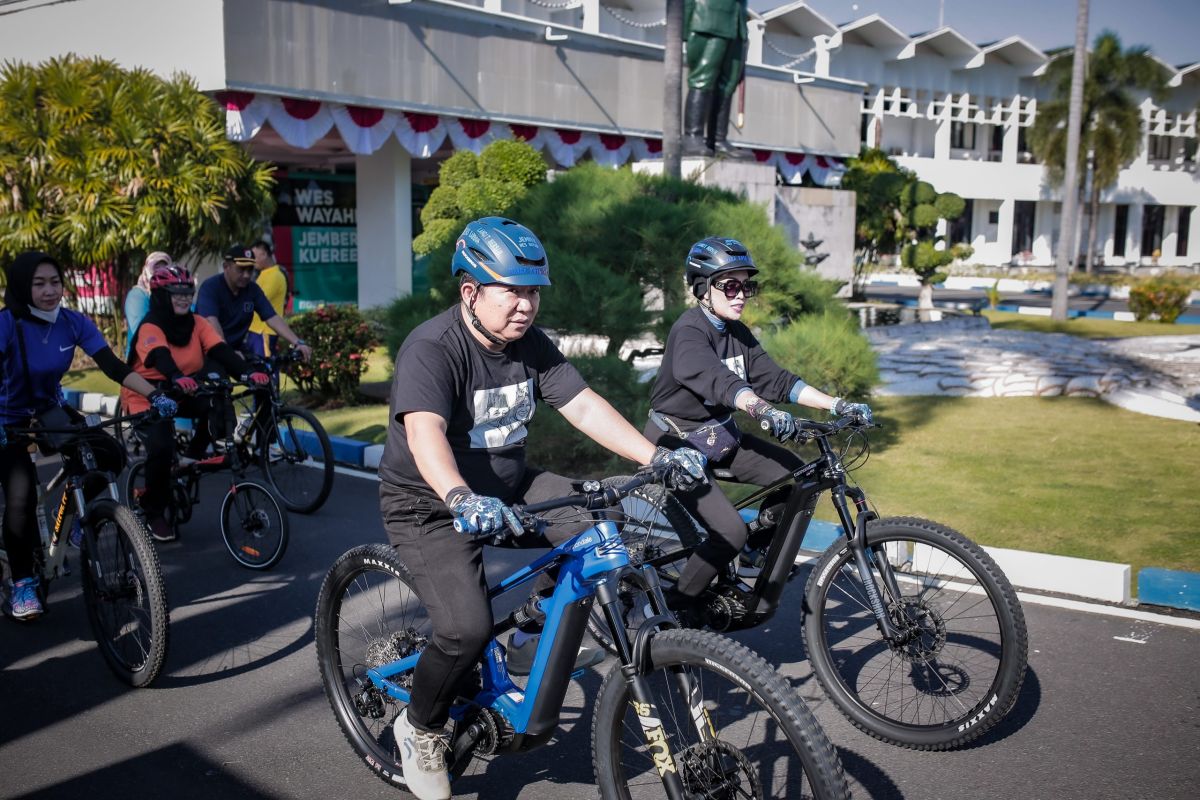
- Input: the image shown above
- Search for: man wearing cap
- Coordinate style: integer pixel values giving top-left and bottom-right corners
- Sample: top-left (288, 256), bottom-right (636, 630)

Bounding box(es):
top-left (196, 245), bottom-right (312, 362)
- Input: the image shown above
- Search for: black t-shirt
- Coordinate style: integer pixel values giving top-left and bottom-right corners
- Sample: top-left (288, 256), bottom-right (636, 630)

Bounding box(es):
top-left (650, 306), bottom-right (799, 426)
top-left (378, 306), bottom-right (589, 499)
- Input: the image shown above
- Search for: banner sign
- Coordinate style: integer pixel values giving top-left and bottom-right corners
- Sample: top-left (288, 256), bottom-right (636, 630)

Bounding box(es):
top-left (271, 171), bottom-right (357, 310)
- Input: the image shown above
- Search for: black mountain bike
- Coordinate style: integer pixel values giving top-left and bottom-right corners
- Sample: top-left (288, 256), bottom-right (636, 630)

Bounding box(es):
top-left (1, 412), bottom-right (170, 687)
top-left (590, 414), bottom-right (1028, 751)
top-left (234, 350), bottom-right (334, 514)
top-left (125, 376), bottom-right (290, 569)
top-left (316, 467), bottom-right (849, 798)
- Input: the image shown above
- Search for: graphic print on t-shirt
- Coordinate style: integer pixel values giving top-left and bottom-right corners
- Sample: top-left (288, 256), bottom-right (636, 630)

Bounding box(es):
top-left (723, 355), bottom-right (747, 381)
top-left (470, 379), bottom-right (535, 448)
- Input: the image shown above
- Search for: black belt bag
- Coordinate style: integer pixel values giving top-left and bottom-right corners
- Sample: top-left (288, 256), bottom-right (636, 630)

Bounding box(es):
top-left (649, 409), bottom-right (741, 462)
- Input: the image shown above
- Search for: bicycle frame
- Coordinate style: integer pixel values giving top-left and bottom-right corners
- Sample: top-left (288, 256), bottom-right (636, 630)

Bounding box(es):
top-left (364, 494), bottom-right (702, 799)
top-left (654, 420), bottom-right (910, 644)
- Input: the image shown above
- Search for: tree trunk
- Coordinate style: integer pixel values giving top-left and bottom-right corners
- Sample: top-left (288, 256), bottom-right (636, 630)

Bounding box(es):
top-left (917, 281), bottom-right (935, 322)
top-left (1085, 183), bottom-right (1101, 274)
top-left (1051, 0), bottom-right (1089, 320)
top-left (663, 0), bottom-right (684, 180)
top-left (1077, 182), bottom-right (1093, 274)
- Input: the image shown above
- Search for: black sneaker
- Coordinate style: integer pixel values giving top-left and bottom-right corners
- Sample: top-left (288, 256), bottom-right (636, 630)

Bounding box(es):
top-left (505, 632), bottom-right (604, 677)
top-left (146, 515), bottom-right (177, 543)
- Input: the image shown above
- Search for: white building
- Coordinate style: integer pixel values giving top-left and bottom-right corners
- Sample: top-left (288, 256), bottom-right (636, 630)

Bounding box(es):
top-left (756, 3), bottom-right (1200, 269)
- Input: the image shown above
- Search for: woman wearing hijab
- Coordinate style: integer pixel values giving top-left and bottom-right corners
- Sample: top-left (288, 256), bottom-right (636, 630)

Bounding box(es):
top-left (1, 251), bottom-right (177, 621)
top-left (122, 263), bottom-right (269, 542)
top-left (124, 252), bottom-right (172, 359)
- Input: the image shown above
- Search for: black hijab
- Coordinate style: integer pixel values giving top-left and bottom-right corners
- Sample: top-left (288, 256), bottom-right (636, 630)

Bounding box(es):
top-left (3, 250), bottom-right (64, 321)
top-left (138, 286), bottom-right (196, 348)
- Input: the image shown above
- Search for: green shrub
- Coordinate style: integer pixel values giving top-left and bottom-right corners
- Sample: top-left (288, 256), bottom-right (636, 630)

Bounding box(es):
top-left (934, 192), bottom-right (965, 220)
top-left (439, 150), bottom-right (479, 188)
top-left (479, 139), bottom-right (548, 187)
top-left (911, 203), bottom-right (941, 229)
top-left (760, 311), bottom-right (879, 399)
top-left (413, 218), bottom-right (459, 257)
top-left (525, 355), bottom-right (650, 478)
top-left (419, 185), bottom-right (460, 227)
top-left (1128, 277), bottom-right (1192, 323)
top-left (287, 304), bottom-right (381, 406)
top-left (382, 292), bottom-right (447, 362)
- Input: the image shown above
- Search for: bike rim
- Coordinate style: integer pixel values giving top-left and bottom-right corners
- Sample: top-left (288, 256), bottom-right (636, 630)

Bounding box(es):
top-left (87, 517), bottom-right (154, 673)
top-left (817, 535), bottom-right (1008, 731)
top-left (608, 661), bottom-right (821, 798)
top-left (263, 412), bottom-right (329, 510)
top-left (223, 486), bottom-right (283, 567)
top-left (326, 563), bottom-right (430, 770)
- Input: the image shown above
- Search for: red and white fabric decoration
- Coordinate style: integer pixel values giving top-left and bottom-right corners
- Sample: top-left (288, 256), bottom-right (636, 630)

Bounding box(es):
top-left (217, 91), bottom-right (274, 142)
top-left (545, 129), bottom-right (595, 167)
top-left (590, 133), bottom-right (632, 168)
top-left (216, 90), bottom-right (850, 180)
top-left (506, 123), bottom-right (546, 151)
top-left (331, 105), bottom-right (399, 156)
top-left (267, 98), bottom-right (335, 149)
top-left (806, 155), bottom-right (846, 187)
top-left (395, 113), bottom-right (448, 158)
top-left (630, 137), bottom-right (663, 160)
top-left (777, 152), bottom-right (807, 184)
top-left (446, 118), bottom-right (503, 154)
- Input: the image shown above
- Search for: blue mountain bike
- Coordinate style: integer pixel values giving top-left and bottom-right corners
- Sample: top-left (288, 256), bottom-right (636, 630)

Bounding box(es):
top-left (315, 468), bottom-right (849, 799)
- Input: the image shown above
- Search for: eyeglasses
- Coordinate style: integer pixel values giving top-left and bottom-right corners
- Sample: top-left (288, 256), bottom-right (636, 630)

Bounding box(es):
top-left (712, 278), bottom-right (759, 299)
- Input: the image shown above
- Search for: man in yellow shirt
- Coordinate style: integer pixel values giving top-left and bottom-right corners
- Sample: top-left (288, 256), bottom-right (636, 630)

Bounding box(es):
top-left (248, 240), bottom-right (289, 358)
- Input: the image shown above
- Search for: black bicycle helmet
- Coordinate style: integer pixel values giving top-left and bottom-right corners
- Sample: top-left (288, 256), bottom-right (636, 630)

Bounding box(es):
top-left (684, 237), bottom-right (758, 298)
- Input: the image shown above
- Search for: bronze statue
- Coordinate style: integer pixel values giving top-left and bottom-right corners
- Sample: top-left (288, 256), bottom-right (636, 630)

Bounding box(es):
top-left (683, 0), bottom-right (748, 158)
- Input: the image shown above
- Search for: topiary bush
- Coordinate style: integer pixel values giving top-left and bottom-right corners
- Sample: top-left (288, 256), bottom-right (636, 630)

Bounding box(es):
top-left (760, 311), bottom-right (879, 400)
top-left (525, 355), bottom-right (651, 477)
top-left (1128, 276), bottom-right (1192, 323)
top-left (287, 304), bottom-right (381, 407)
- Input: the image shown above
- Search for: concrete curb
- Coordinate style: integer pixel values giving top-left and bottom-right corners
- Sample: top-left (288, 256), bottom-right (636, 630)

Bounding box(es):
top-left (68, 392), bottom-right (1200, 613)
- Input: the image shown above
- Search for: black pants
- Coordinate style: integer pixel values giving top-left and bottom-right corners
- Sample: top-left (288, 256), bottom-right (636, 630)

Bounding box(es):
top-left (644, 421), bottom-right (802, 597)
top-left (0, 440), bottom-right (39, 582)
top-left (381, 470), bottom-right (598, 732)
top-left (134, 395), bottom-right (215, 516)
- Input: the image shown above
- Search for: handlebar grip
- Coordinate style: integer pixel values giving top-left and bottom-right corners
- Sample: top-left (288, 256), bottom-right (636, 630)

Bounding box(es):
top-left (760, 420), bottom-right (771, 432)
top-left (452, 517), bottom-right (471, 535)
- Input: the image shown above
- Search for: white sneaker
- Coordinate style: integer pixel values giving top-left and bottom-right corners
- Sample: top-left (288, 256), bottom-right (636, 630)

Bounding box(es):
top-left (394, 709), bottom-right (451, 800)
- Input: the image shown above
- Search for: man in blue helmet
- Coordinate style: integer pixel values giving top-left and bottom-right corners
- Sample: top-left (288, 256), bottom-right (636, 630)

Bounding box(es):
top-left (377, 217), bottom-right (707, 800)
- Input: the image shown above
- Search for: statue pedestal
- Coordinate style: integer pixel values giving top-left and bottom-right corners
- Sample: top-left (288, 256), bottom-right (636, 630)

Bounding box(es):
top-left (632, 157), bottom-right (777, 217)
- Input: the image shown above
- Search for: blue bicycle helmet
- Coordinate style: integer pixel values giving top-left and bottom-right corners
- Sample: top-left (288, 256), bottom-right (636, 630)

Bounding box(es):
top-left (685, 237), bottom-right (758, 297)
top-left (452, 217), bottom-right (550, 286)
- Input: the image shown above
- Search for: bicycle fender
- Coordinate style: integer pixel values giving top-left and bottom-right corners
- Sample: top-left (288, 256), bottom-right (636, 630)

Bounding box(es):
top-left (630, 615), bottom-right (681, 674)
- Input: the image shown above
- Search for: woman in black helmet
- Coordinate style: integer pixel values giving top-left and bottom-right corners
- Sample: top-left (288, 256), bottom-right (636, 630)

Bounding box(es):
top-left (645, 236), bottom-right (873, 617)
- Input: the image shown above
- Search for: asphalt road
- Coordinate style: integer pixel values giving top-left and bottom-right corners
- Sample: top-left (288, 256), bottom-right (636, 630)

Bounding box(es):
top-left (2, 468), bottom-right (1198, 800)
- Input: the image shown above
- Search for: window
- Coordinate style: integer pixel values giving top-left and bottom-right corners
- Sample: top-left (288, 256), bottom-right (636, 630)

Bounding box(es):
top-left (949, 199), bottom-right (974, 245)
top-left (951, 121), bottom-right (976, 149)
top-left (1012, 201), bottom-right (1036, 255)
top-left (1113, 205), bottom-right (1128, 257)
top-left (861, 114), bottom-right (871, 146)
top-left (989, 125), bottom-right (1004, 160)
top-left (988, 210), bottom-right (1000, 225)
top-left (1178, 207), bottom-right (1193, 257)
top-left (1141, 204), bottom-right (1165, 257)
top-left (1148, 135), bottom-right (1172, 161)
top-left (1017, 127), bottom-right (1033, 162)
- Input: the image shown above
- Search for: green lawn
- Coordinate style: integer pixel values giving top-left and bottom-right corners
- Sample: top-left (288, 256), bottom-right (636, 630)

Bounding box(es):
top-left (983, 310), bottom-right (1200, 338)
top-left (815, 395), bottom-right (1200, 576)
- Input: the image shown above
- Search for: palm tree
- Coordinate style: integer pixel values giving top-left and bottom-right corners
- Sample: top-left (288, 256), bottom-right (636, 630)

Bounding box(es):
top-left (1030, 31), bottom-right (1168, 273)
top-left (0, 55), bottom-right (275, 348)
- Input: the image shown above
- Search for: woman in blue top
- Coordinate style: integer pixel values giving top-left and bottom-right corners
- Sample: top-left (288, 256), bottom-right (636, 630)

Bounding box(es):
top-left (1, 251), bottom-right (176, 621)
top-left (124, 251), bottom-right (171, 358)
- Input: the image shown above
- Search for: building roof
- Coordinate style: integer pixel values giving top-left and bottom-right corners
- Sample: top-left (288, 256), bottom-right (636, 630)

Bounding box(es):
top-left (1168, 62), bottom-right (1200, 87)
top-left (838, 14), bottom-right (910, 51)
top-left (978, 36), bottom-right (1048, 69)
top-left (760, 2), bottom-right (839, 38)
top-left (899, 27), bottom-right (984, 67)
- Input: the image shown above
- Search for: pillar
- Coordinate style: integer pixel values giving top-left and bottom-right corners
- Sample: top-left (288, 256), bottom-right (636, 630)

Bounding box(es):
top-left (356, 137), bottom-right (413, 308)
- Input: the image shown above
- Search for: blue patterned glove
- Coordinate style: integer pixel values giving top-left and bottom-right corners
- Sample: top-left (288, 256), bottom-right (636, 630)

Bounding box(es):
top-left (148, 391), bottom-right (178, 419)
top-left (446, 487), bottom-right (522, 537)
top-left (833, 398), bottom-right (873, 425)
top-left (651, 446), bottom-right (708, 490)
top-left (746, 398), bottom-right (796, 441)
top-left (0, 426), bottom-right (7, 448)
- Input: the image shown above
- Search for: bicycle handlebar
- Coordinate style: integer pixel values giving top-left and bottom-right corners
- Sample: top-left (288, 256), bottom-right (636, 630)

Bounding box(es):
top-left (451, 465), bottom-right (672, 536)
top-left (759, 413), bottom-right (876, 441)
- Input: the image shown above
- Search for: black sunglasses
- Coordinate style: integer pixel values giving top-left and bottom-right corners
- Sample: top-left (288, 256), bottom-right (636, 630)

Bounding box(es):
top-left (712, 278), bottom-right (759, 299)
